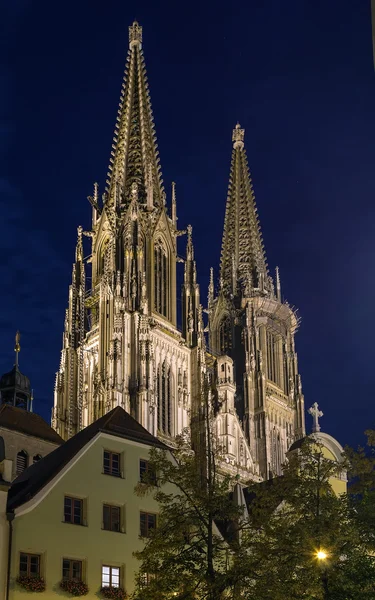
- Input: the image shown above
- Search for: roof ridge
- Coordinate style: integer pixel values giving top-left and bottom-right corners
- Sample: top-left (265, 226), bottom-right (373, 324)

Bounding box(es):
top-left (7, 406), bottom-right (167, 511)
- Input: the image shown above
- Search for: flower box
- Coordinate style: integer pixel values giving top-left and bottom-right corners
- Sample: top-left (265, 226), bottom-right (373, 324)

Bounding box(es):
top-left (100, 586), bottom-right (127, 600)
top-left (60, 579), bottom-right (89, 596)
top-left (17, 574), bottom-right (46, 592)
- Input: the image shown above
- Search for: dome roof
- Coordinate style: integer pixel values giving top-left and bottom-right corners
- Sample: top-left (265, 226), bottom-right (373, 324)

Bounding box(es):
top-left (0, 365), bottom-right (31, 394)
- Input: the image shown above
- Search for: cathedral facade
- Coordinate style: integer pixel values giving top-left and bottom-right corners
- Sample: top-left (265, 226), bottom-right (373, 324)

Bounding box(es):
top-left (52, 22), bottom-right (305, 481)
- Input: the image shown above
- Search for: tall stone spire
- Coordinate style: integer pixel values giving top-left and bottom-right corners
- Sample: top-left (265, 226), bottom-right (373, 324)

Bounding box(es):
top-left (106, 21), bottom-right (164, 207)
top-left (220, 124), bottom-right (270, 297)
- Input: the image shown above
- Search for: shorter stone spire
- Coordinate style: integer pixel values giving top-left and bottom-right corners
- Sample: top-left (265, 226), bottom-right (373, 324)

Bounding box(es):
top-left (220, 123), bottom-right (269, 297)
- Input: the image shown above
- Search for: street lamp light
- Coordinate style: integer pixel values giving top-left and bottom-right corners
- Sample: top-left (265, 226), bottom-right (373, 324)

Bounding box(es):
top-left (316, 550), bottom-right (328, 561)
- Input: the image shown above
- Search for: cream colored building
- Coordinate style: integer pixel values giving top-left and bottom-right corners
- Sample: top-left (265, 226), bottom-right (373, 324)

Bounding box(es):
top-left (53, 21), bottom-right (306, 483)
top-left (5, 406), bottom-right (174, 599)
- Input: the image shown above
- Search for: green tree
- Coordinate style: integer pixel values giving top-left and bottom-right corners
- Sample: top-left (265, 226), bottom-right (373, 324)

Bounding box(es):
top-left (132, 429), bottom-right (375, 600)
top-left (131, 427), bottom-right (242, 600)
top-left (238, 438), bottom-right (375, 600)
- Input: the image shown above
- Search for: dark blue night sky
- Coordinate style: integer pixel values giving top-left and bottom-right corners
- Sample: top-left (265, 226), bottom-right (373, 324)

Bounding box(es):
top-left (2, 1), bottom-right (375, 447)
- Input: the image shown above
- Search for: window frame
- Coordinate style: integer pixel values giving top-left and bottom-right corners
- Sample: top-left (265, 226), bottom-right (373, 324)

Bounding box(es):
top-left (103, 504), bottom-right (121, 533)
top-left (62, 557), bottom-right (83, 582)
top-left (64, 495), bottom-right (84, 526)
top-left (101, 564), bottom-right (121, 588)
top-left (103, 450), bottom-right (121, 477)
top-left (139, 459), bottom-right (157, 486)
top-left (140, 511), bottom-right (157, 538)
top-left (19, 552), bottom-right (41, 578)
top-left (153, 238), bottom-right (169, 319)
top-left (140, 572), bottom-right (156, 588)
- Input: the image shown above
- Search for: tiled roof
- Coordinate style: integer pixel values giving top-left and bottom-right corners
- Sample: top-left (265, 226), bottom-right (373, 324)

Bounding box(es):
top-left (7, 406), bottom-right (168, 511)
top-left (0, 404), bottom-right (63, 445)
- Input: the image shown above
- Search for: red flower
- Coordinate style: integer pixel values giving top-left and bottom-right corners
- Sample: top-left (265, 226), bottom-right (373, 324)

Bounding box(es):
top-left (60, 579), bottom-right (89, 596)
top-left (100, 586), bottom-right (127, 600)
top-left (17, 574), bottom-right (46, 592)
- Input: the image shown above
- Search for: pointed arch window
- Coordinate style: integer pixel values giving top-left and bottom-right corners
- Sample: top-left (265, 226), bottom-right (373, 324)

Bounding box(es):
top-left (16, 450), bottom-right (28, 475)
top-left (98, 238), bottom-right (110, 277)
top-left (154, 239), bottom-right (168, 318)
top-left (219, 316), bottom-right (232, 354)
top-left (271, 428), bottom-right (283, 477)
top-left (33, 454), bottom-right (42, 464)
top-left (266, 331), bottom-right (281, 387)
top-left (157, 361), bottom-right (172, 436)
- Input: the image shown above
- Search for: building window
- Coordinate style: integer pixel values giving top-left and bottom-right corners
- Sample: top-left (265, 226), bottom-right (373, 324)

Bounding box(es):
top-left (157, 361), bottom-right (172, 436)
top-left (102, 565), bottom-right (120, 588)
top-left (103, 451), bottom-right (121, 477)
top-left (33, 454), bottom-right (42, 463)
top-left (62, 558), bottom-right (82, 582)
top-left (140, 572), bottom-right (155, 587)
top-left (103, 504), bottom-right (121, 532)
top-left (266, 331), bottom-right (281, 387)
top-left (103, 450), bottom-right (121, 477)
top-left (16, 450), bottom-right (28, 475)
top-left (154, 239), bottom-right (168, 317)
top-left (139, 459), bottom-right (157, 485)
top-left (64, 496), bottom-right (83, 525)
top-left (19, 553), bottom-right (40, 577)
top-left (98, 239), bottom-right (109, 277)
top-left (219, 316), bottom-right (231, 354)
top-left (140, 512), bottom-right (157, 538)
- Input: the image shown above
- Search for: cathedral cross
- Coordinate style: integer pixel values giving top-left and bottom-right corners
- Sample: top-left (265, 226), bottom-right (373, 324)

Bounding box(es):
top-left (308, 402), bottom-right (323, 433)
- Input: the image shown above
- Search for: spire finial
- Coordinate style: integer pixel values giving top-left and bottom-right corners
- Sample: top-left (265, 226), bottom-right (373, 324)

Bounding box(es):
top-left (93, 182), bottom-right (99, 204)
top-left (129, 21), bottom-right (142, 48)
top-left (171, 181), bottom-right (177, 227)
top-left (275, 266), bottom-right (281, 302)
top-left (308, 402), bottom-right (323, 433)
top-left (14, 330), bottom-right (20, 367)
top-left (208, 267), bottom-right (214, 305)
top-left (187, 224), bottom-right (193, 260)
top-left (232, 122), bottom-right (245, 149)
top-left (76, 226), bottom-right (83, 262)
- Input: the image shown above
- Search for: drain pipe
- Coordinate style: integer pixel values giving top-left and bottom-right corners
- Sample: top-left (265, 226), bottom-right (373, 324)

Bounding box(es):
top-left (5, 511), bottom-right (14, 600)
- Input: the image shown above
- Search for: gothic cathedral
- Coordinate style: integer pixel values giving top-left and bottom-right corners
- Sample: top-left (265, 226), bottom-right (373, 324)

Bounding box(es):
top-left (52, 22), bottom-right (305, 481)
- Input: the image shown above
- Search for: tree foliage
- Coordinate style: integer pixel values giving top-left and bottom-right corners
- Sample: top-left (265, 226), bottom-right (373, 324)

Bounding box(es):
top-left (132, 431), bottom-right (375, 600)
top-left (132, 426), bottom-right (242, 600)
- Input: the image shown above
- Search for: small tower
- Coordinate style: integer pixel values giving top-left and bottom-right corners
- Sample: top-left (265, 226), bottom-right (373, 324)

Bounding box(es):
top-left (215, 356), bottom-right (236, 456)
top-left (0, 332), bottom-right (33, 411)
